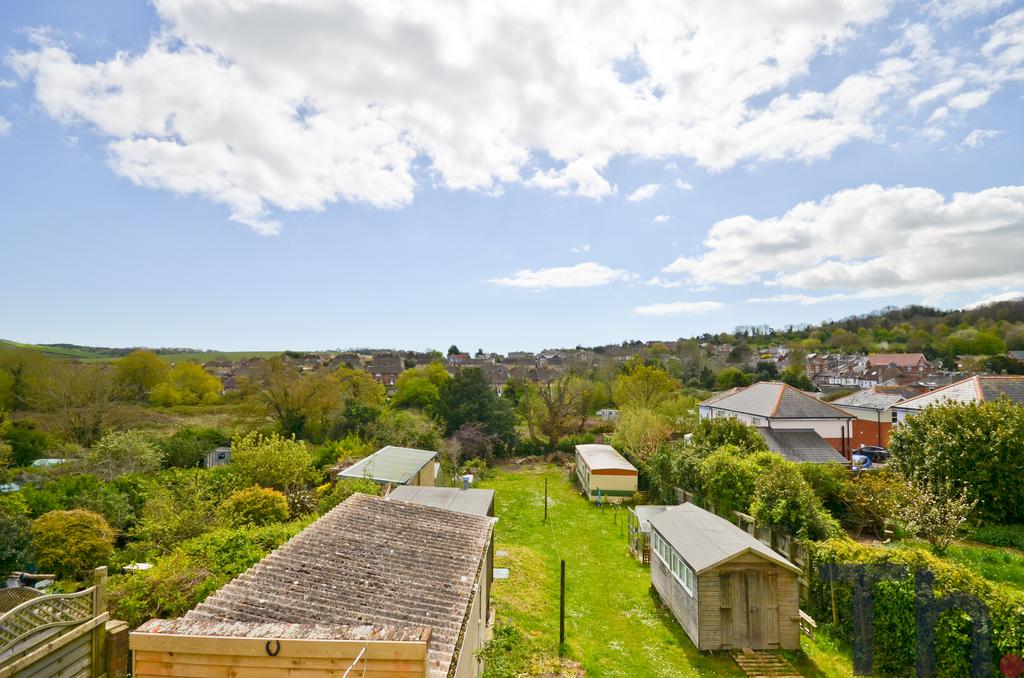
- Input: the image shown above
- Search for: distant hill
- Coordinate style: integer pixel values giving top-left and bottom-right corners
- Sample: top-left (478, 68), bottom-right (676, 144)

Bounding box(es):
top-left (0, 339), bottom-right (281, 363)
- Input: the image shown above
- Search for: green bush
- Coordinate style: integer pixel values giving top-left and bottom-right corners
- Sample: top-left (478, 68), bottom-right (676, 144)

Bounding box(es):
top-left (700, 445), bottom-right (757, 515)
top-left (459, 457), bottom-right (489, 481)
top-left (317, 478), bottom-right (380, 515)
top-left (31, 509), bottom-right (115, 580)
top-left (749, 452), bottom-right (842, 540)
top-left (798, 462), bottom-right (850, 519)
top-left (1, 421), bottom-right (50, 467)
top-left (808, 538), bottom-right (1024, 677)
top-left (230, 431), bottom-right (314, 493)
top-left (219, 486), bottom-right (290, 526)
top-left (0, 494), bottom-right (32, 574)
top-left (161, 428), bottom-right (227, 468)
top-left (973, 525), bottom-right (1024, 551)
top-left (20, 473), bottom-right (145, 533)
top-left (109, 521), bottom-right (306, 627)
top-left (81, 429), bottom-right (164, 481)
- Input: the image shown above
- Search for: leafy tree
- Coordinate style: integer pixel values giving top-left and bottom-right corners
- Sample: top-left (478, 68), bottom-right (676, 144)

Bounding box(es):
top-left (161, 427), bottom-right (227, 468)
top-left (519, 374), bottom-right (589, 453)
top-left (752, 360), bottom-right (779, 382)
top-left (317, 478), bottom-right (380, 515)
top-left (31, 509), bottom-right (114, 580)
top-left (230, 431), bottom-right (313, 494)
top-left (20, 473), bottom-right (141, 533)
top-left (888, 399), bottom-right (1024, 524)
top-left (688, 417), bottom-right (769, 457)
top-left (114, 350), bottom-right (169, 400)
top-left (701, 446), bottom-right (758, 515)
top-left (440, 368), bottom-right (516, 448)
top-left (369, 408), bottom-right (445, 451)
top-left (447, 345), bottom-right (461, 356)
top-left (899, 477), bottom-right (976, 555)
top-left (219, 486), bottom-right (290, 527)
top-left (749, 454), bottom-right (841, 540)
top-left (28, 362), bottom-right (119, 446)
top-left (612, 364), bottom-right (677, 409)
top-left (780, 367), bottom-right (814, 390)
top-left (393, 361), bottom-right (450, 414)
top-left (449, 422), bottom-right (499, 462)
top-left (983, 354), bottom-right (1024, 374)
top-left (714, 367), bottom-right (751, 390)
top-left (797, 462), bottom-right (849, 518)
top-left (80, 429), bottom-right (164, 481)
top-left (2, 420), bottom-right (50, 467)
top-left (0, 494), bottom-right (32, 575)
top-left (150, 362), bottom-right (222, 406)
top-left (611, 407), bottom-right (672, 464)
top-left (840, 470), bottom-right (908, 538)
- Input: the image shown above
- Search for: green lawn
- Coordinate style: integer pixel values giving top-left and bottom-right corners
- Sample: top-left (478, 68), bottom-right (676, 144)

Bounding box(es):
top-left (479, 465), bottom-right (853, 678)
top-left (894, 539), bottom-right (1024, 591)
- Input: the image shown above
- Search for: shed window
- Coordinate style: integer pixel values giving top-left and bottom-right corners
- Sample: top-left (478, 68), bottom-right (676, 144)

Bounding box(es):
top-left (651, 531), bottom-right (696, 596)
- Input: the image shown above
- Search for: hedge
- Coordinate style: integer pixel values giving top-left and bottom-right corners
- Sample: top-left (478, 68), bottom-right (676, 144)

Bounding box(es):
top-left (807, 539), bottom-right (1024, 677)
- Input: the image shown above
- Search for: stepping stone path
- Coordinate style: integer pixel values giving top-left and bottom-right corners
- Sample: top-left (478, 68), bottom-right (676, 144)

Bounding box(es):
top-left (733, 649), bottom-right (801, 678)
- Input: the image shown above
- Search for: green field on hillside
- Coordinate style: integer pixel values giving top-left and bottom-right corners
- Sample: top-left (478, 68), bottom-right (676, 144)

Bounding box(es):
top-left (0, 339), bottom-right (280, 363)
top-left (478, 465), bottom-right (854, 678)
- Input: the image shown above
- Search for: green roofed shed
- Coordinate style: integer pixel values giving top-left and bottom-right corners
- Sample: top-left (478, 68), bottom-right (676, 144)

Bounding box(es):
top-left (338, 446), bottom-right (438, 486)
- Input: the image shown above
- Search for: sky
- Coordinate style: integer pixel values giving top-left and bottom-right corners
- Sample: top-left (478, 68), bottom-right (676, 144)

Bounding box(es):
top-left (0, 0), bottom-right (1022, 353)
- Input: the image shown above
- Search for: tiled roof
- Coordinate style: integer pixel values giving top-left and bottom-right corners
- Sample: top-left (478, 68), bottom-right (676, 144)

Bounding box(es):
top-left (366, 353), bottom-right (404, 374)
top-left (1009, 351), bottom-right (1024, 361)
top-left (171, 493), bottom-right (493, 678)
top-left (575, 444), bottom-right (637, 472)
top-left (756, 428), bottom-right (849, 464)
top-left (895, 375), bottom-right (1024, 411)
top-left (831, 389), bottom-right (905, 411)
top-left (701, 382), bottom-right (851, 419)
top-left (699, 387), bottom-right (742, 406)
top-left (339, 446), bottom-right (437, 484)
top-left (649, 503), bottom-right (801, 574)
top-left (868, 353), bottom-right (929, 368)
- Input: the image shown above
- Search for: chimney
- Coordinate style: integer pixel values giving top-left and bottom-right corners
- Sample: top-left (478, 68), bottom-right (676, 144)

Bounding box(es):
top-left (461, 474), bottom-right (473, 490)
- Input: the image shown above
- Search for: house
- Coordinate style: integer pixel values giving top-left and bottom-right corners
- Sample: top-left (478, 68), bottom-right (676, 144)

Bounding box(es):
top-left (574, 444), bottom-right (637, 503)
top-left (628, 505), bottom-right (672, 564)
top-left (867, 352), bottom-right (932, 374)
top-left (597, 408), bottom-right (620, 422)
top-left (831, 388), bottom-right (906, 448)
top-left (130, 493), bottom-right (494, 678)
top-left (891, 375), bottom-right (1024, 424)
top-left (755, 428), bottom-right (848, 464)
top-left (698, 382), bottom-right (854, 458)
top-left (339, 445), bottom-right (438, 487)
top-left (478, 363), bottom-right (510, 395)
top-left (648, 503), bottom-right (802, 651)
top-left (1009, 350), bottom-right (1024, 365)
top-left (364, 352), bottom-right (404, 390)
top-left (203, 445), bottom-right (231, 468)
top-left (447, 353), bottom-right (472, 365)
top-left (386, 485), bottom-right (495, 518)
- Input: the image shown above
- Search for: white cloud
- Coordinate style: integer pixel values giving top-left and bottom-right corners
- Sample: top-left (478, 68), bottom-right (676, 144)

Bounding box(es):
top-left (644, 276), bottom-right (684, 288)
top-left (634, 300), bottom-right (723, 315)
top-left (490, 262), bottom-right (631, 289)
top-left (968, 290), bottom-right (1024, 307)
top-left (652, 214), bottom-right (672, 223)
top-left (926, 0), bottom-right (1012, 22)
top-left (960, 128), bottom-right (1002, 148)
top-left (0, 116), bottom-right (10, 137)
top-left (664, 183), bottom-right (1024, 298)
top-left (9, 0), bottom-right (906, 232)
top-left (674, 179), bottom-right (694, 191)
top-left (570, 243), bottom-right (591, 253)
top-left (626, 183), bottom-right (662, 202)
top-left (0, 79), bottom-right (16, 88)
top-left (947, 89), bottom-right (993, 111)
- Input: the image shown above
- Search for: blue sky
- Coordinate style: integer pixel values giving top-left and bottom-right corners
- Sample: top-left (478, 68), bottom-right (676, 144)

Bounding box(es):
top-left (1, 0), bottom-right (1022, 353)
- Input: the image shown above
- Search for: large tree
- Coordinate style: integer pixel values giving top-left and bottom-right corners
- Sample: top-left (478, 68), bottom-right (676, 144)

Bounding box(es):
top-left (114, 350), bottom-right (169, 400)
top-left (612, 364), bottom-right (677, 409)
top-left (28, 362), bottom-right (119, 446)
top-left (393, 361), bottom-right (451, 415)
top-left (519, 373), bottom-right (591, 452)
top-left (440, 368), bottom-right (516, 449)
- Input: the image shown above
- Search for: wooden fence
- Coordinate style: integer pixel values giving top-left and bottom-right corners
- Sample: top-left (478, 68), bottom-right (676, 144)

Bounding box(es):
top-left (0, 568), bottom-right (110, 678)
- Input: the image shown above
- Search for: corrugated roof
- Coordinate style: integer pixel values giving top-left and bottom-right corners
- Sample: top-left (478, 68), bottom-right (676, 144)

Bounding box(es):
top-left (832, 388), bottom-right (905, 411)
top-left (574, 444), bottom-right (637, 472)
top-left (387, 486), bottom-right (494, 516)
top-left (648, 503), bottom-right (800, 575)
top-left (701, 382), bottom-right (851, 419)
top-left (339, 446), bottom-right (437, 484)
top-left (631, 505), bottom-right (672, 533)
top-left (167, 493), bottom-right (493, 678)
top-left (895, 375), bottom-right (1024, 411)
top-left (756, 428), bottom-right (849, 464)
top-left (135, 618), bottom-right (430, 643)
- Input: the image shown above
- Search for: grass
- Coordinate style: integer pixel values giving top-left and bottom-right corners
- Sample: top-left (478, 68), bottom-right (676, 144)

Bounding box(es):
top-left (478, 465), bottom-right (853, 678)
top-left (894, 539), bottom-right (1024, 591)
top-left (0, 338), bottom-right (280, 363)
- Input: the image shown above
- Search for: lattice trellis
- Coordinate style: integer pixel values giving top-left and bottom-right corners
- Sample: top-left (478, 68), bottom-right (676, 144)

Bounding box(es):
top-left (0, 587), bottom-right (95, 656)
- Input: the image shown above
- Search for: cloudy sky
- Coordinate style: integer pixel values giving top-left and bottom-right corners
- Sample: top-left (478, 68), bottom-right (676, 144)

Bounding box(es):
top-left (1, 0), bottom-right (1022, 352)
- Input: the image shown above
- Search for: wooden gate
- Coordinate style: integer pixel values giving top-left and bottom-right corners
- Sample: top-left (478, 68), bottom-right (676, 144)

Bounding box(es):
top-left (720, 570), bottom-right (780, 650)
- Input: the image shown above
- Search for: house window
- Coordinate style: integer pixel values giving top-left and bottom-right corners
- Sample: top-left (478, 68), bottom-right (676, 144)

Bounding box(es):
top-left (891, 411), bottom-right (899, 424)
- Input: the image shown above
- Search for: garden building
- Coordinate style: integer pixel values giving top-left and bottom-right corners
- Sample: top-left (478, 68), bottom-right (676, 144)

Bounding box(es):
top-left (574, 444), bottom-right (637, 503)
top-left (387, 485), bottom-right (495, 518)
top-left (627, 505), bottom-right (672, 563)
top-left (648, 503), bottom-right (802, 651)
top-left (338, 445), bottom-right (438, 486)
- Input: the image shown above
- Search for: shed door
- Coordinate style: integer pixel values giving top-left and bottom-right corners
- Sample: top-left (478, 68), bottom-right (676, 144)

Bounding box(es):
top-left (720, 570), bottom-right (780, 650)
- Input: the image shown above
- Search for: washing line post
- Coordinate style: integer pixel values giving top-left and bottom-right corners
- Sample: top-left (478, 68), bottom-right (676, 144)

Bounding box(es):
top-left (544, 478), bottom-right (548, 521)
top-left (559, 559), bottom-right (566, 654)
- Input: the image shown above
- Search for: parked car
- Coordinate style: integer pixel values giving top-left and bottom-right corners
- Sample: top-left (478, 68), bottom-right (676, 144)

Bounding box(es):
top-left (856, 445), bottom-right (888, 463)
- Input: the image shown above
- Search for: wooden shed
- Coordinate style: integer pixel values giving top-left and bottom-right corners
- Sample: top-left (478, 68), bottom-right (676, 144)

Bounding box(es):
top-left (648, 503), bottom-right (802, 651)
top-left (574, 444), bottom-right (637, 503)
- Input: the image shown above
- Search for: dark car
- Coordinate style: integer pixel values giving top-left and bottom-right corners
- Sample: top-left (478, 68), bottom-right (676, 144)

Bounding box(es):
top-left (856, 445), bottom-right (889, 463)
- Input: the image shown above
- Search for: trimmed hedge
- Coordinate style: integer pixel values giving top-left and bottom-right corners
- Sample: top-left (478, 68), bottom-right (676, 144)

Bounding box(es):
top-left (973, 525), bottom-right (1024, 552)
top-left (808, 539), bottom-right (1024, 677)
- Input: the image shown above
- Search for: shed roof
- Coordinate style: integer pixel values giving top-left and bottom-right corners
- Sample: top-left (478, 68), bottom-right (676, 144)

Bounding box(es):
top-left (631, 505), bottom-right (672, 533)
top-left (339, 446), bottom-right (437, 484)
top-left (700, 382), bottom-right (851, 419)
top-left (649, 503), bottom-right (801, 575)
top-left (756, 428), bottom-right (849, 464)
top-left (161, 493), bottom-right (493, 678)
top-left (386, 486), bottom-right (494, 516)
top-left (574, 444), bottom-right (637, 473)
top-left (894, 375), bottom-right (1024, 411)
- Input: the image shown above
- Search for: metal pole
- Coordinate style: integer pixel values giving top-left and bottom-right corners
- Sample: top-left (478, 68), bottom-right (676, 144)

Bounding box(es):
top-left (545, 478), bottom-right (548, 521)
top-left (559, 559), bottom-right (566, 653)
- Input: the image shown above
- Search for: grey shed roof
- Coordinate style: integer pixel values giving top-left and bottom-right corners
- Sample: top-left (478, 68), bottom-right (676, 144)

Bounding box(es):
top-left (387, 486), bottom-right (494, 517)
top-left (631, 505), bottom-right (672, 533)
top-left (895, 375), bottom-right (1024, 411)
top-left (339, 446), bottom-right (437, 484)
top-left (649, 503), bottom-right (801, 575)
top-left (701, 382), bottom-right (851, 419)
top-left (166, 493), bottom-right (493, 678)
top-left (832, 389), bottom-right (905, 411)
top-left (575, 444), bottom-right (637, 472)
top-left (756, 428), bottom-right (849, 464)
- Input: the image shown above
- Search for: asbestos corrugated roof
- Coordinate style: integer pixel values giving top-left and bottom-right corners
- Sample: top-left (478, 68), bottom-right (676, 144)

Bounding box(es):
top-left (648, 503), bottom-right (800, 575)
top-left (134, 618), bottom-right (430, 643)
top-left (632, 505), bottom-right (672, 533)
top-left (832, 389), bottom-right (905, 411)
top-left (169, 493), bottom-right (493, 678)
top-left (339, 446), bottom-right (437, 484)
top-left (387, 486), bottom-right (494, 516)
top-left (575, 444), bottom-right (637, 472)
top-left (756, 428), bottom-right (849, 464)
top-left (702, 382), bottom-right (851, 419)
top-left (895, 375), bottom-right (1024, 411)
